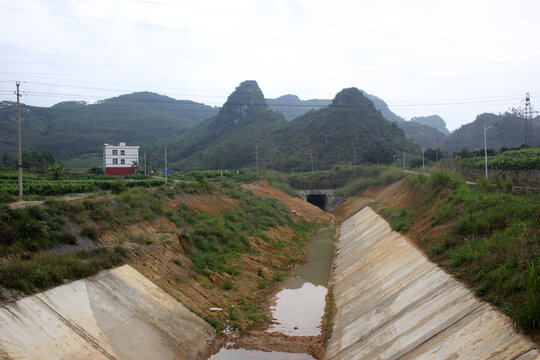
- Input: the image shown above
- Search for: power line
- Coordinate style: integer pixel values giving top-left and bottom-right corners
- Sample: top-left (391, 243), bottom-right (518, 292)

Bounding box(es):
top-left (124, 0), bottom-right (540, 54)
top-left (2, 5), bottom-right (540, 65)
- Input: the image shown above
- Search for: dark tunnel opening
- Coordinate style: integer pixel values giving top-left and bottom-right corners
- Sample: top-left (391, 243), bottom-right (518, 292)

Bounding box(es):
top-left (307, 194), bottom-right (327, 211)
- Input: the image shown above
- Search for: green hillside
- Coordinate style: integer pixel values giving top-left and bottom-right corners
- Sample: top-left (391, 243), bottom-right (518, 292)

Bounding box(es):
top-left (0, 92), bottom-right (218, 162)
top-left (265, 88), bottom-right (418, 171)
top-left (397, 121), bottom-right (448, 149)
top-left (168, 81), bottom-right (287, 170)
top-left (443, 112), bottom-right (540, 152)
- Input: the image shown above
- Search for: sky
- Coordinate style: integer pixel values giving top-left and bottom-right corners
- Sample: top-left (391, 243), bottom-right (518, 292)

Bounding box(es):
top-left (1, 0), bottom-right (539, 131)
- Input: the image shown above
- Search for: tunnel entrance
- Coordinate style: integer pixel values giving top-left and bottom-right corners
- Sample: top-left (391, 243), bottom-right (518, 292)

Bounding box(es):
top-left (307, 194), bottom-right (327, 211)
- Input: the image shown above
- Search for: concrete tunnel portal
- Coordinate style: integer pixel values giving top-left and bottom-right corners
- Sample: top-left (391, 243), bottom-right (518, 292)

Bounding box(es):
top-left (297, 189), bottom-right (342, 212)
top-left (307, 194), bottom-right (327, 211)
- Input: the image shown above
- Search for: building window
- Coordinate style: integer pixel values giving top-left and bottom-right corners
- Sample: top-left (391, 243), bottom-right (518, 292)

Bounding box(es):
top-left (121, 159), bottom-right (125, 164)
top-left (112, 150), bottom-right (118, 155)
top-left (120, 150), bottom-right (125, 155)
top-left (112, 159), bottom-right (118, 165)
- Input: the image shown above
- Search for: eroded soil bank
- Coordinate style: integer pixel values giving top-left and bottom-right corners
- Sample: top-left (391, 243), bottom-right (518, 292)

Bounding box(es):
top-left (0, 179), bottom-right (332, 359)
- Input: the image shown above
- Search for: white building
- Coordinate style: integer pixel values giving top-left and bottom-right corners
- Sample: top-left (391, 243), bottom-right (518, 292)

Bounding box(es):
top-left (103, 142), bottom-right (140, 175)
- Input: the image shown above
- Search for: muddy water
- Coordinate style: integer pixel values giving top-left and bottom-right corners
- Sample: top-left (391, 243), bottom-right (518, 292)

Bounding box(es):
top-left (210, 227), bottom-right (335, 359)
top-left (209, 349), bottom-right (314, 360)
top-left (267, 228), bottom-right (335, 336)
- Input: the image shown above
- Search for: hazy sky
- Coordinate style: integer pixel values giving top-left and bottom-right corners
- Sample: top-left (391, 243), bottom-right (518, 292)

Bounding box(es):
top-left (1, 0), bottom-right (539, 131)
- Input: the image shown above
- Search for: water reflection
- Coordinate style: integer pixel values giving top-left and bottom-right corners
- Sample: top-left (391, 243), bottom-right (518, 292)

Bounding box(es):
top-left (267, 279), bottom-right (326, 336)
top-left (209, 349), bottom-right (314, 360)
top-left (209, 228), bottom-right (335, 359)
top-left (267, 228), bottom-right (335, 336)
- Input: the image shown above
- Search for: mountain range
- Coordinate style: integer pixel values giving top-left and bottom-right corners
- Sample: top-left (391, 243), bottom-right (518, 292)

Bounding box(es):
top-left (0, 92), bottom-right (217, 161)
top-left (167, 81), bottom-right (417, 171)
top-left (0, 81), bottom-right (537, 171)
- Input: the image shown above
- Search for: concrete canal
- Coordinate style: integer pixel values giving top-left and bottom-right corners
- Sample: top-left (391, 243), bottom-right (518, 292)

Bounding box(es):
top-left (2, 205), bottom-right (539, 359)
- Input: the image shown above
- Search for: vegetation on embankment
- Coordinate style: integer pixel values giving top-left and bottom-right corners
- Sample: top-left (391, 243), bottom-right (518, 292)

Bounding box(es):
top-left (0, 170), bottom-right (326, 334)
top-left (371, 170), bottom-right (540, 337)
top-left (261, 165), bottom-right (406, 197)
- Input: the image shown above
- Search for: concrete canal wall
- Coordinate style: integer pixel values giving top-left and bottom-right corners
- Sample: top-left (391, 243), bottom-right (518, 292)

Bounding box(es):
top-left (325, 207), bottom-right (539, 360)
top-left (0, 265), bottom-right (214, 360)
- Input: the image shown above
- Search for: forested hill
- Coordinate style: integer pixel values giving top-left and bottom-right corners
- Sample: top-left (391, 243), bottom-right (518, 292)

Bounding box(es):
top-left (168, 80), bottom-right (287, 170)
top-left (443, 112), bottom-right (540, 152)
top-left (396, 121), bottom-right (448, 150)
top-left (266, 95), bottom-right (330, 121)
top-left (267, 91), bottom-right (405, 123)
top-left (0, 92), bottom-right (218, 160)
top-left (263, 88), bottom-right (418, 171)
top-left (410, 115), bottom-right (450, 135)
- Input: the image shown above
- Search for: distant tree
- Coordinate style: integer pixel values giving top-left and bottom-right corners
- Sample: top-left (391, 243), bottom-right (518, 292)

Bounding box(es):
top-left (48, 162), bottom-right (68, 180)
top-left (424, 148), bottom-right (443, 162)
top-left (87, 167), bottom-right (104, 175)
top-left (457, 148), bottom-right (473, 159)
top-left (22, 150), bottom-right (55, 172)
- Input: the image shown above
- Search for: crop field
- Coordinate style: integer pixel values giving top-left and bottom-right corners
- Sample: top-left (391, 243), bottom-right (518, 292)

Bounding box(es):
top-left (0, 168), bottom-right (165, 198)
top-left (460, 147), bottom-right (540, 170)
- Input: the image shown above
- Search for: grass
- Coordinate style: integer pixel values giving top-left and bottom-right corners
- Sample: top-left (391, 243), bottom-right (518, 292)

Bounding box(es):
top-left (0, 246), bottom-right (127, 296)
top-left (382, 206), bottom-right (415, 234)
top-left (396, 169), bottom-right (540, 334)
top-left (0, 204), bottom-right (71, 255)
top-left (167, 183), bottom-right (297, 274)
top-left (323, 287), bottom-right (335, 343)
top-left (506, 261), bottom-right (540, 332)
top-left (337, 167), bottom-right (405, 197)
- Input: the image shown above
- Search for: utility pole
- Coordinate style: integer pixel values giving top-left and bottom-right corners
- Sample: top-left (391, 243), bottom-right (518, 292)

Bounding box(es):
top-left (353, 144), bottom-right (357, 166)
top-left (310, 149), bottom-right (314, 172)
top-left (403, 152), bottom-right (406, 170)
top-left (164, 147), bottom-right (167, 182)
top-left (16, 82), bottom-right (23, 198)
top-left (254, 144), bottom-right (259, 174)
top-left (422, 148), bottom-right (425, 173)
top-left (484, 123), bottom-right (488, 180)
top-left (483, 122), bottom-right (498, 180)
top-left (393, 154), bottom-right (397, 167)
top-left (434, 135), bottom-right (438, 163)
top-left (144, 151), bottom-right (147, 175)
top-left (522, 93), bottom-right (536, 147)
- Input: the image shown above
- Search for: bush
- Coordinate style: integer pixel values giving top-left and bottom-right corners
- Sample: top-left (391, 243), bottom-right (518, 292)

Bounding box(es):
top-left (0, 247), bottom-right (127, 294)
top-left (81, 226), bottom-right (99, 240)
top-left (382, 207), bottom-right (414, 234)
top-left (506, 261), bottom-right (540, 333)
top-left (429, 169), bottom-right (462, 191)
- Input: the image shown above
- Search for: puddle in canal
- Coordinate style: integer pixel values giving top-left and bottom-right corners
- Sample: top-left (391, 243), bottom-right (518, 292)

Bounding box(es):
top-left (267, 227), bottom-right (335, 336)
top-left (208, 349), bottom-right (314, 360)
top-left (210, 227), bottom-right (335, 359)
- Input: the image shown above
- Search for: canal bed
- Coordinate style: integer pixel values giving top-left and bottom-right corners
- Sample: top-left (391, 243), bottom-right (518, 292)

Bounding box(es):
top-left (209, 227), bottom-right (335, 359)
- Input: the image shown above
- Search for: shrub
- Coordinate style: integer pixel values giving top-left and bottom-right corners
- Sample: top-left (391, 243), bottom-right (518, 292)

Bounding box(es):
top-left (0, 247), bottom-right (127, 294)
top-left (429, 169), bottom-right (462, 191)
top-left (223, 278), bottom-right (233, 290)
top-left (81, 226), bottom-right (99, 240)
top-left (507, 261), bottom-right (540, 332)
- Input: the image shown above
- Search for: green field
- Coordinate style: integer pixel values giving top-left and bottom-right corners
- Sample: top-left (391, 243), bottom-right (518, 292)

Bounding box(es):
top-left (460, 147), bottom-right (540, 170)
top-left (62, 153), bottom-right (102, 173)
top-left (0, 168), bottom-right (164, 199)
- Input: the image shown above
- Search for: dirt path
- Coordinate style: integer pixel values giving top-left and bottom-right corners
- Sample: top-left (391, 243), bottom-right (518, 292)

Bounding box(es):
top-left (7, 194), bottom-right (91, 209)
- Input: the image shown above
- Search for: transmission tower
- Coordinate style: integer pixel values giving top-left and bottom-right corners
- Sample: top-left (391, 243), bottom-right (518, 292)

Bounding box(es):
top-left (521, 93), bottom-right (537, 147)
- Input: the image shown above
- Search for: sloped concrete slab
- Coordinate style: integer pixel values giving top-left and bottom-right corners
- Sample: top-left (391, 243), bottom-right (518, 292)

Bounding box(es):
top-left (0, 265), bottom-right (214, 360)
top-left (326, 207), bottom-right (539, 360)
